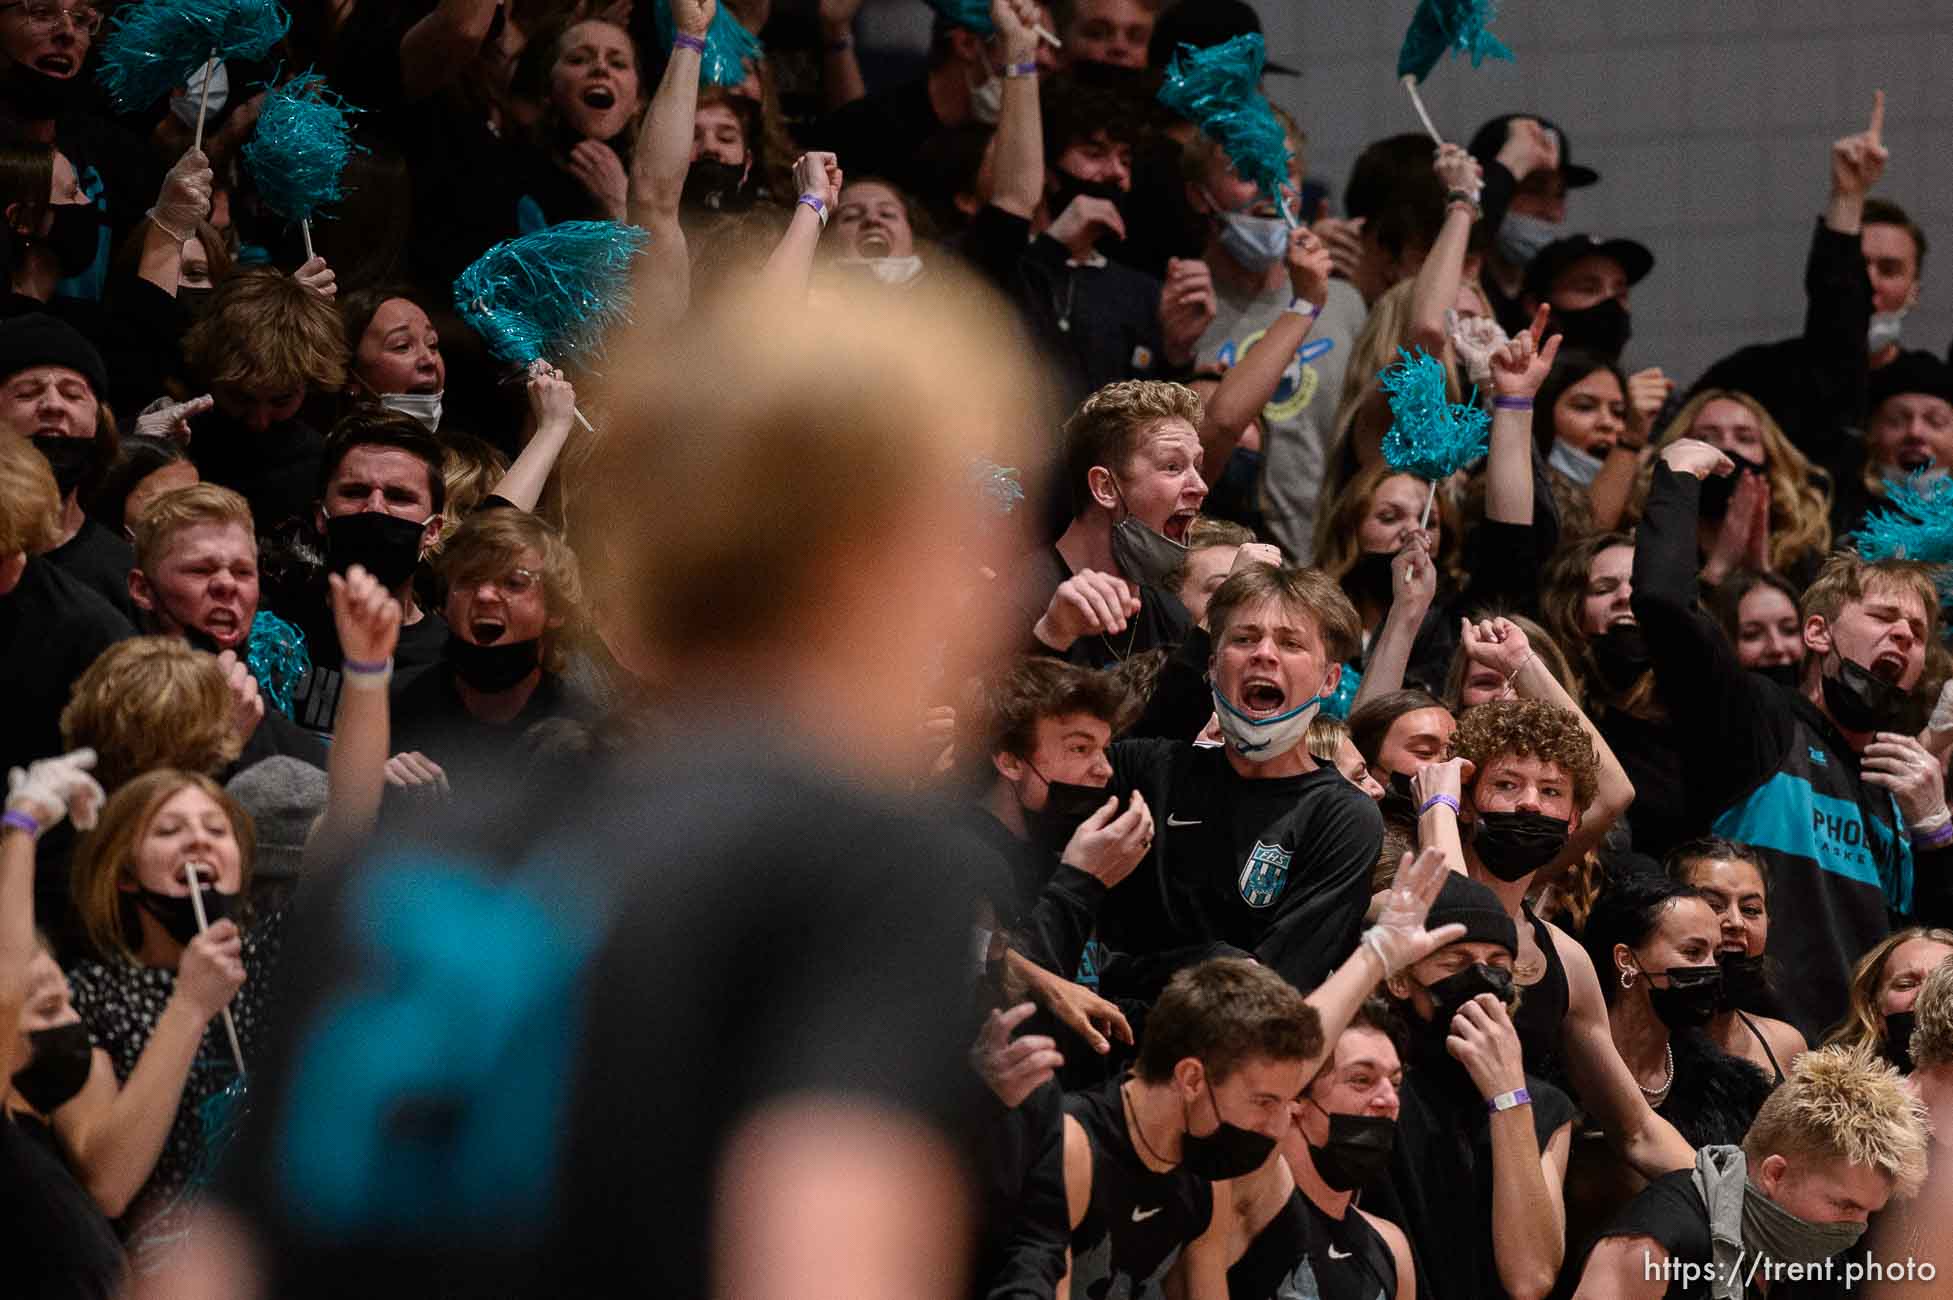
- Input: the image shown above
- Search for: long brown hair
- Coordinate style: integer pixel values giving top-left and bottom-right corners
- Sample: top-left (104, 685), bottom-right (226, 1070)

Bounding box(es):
top-left (71, 770), bottom-right (257, 962)
top-left (1312, 459), bottom-right (1463, 587)
top-left (1824, 926), bottom-right (1953, 1057)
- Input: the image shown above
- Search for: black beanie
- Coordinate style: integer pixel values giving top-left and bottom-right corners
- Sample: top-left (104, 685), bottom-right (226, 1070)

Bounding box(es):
top-left (1424, 872), bottom-right (1519, 957)
top-left (0, 313), bottom-right (107, 398)
top-left (1868, 351), bottom-right (1953, 414)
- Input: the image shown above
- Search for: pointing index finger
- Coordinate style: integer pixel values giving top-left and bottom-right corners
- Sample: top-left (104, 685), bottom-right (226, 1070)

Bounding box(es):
top-left (1869, 89), bottom-right (1885, 144)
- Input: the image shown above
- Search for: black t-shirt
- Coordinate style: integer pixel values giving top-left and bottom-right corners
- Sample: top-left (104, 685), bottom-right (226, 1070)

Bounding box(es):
top-left (1590, 1170), bottom-right (1717, 1298)
top-left (975, 1082), bottom-right (1070, 1300)
top-left (386, 663), bottom-right (597, 797)
top-left (185, 411), bottom-right (327, 536)
top-left (1065, 1078), bottom-right (1216, 1299)
top-left (1227, 1188), bottom-right (1397, 1300)
top-left (813, 79), bottom-right (946, 205)
top-left (0, 1113), bottom-right (126, 1299)
top-left (1102, 741), bottom-right (1383, 994)
top-left (45, 516), bottom-right (135, 623)
top-left (286, 602), bottom-right (449, 733)
top-left (1009, 545), bottom-right (1193, 672)
top-left (215, 743), bottom-right (985, 1297)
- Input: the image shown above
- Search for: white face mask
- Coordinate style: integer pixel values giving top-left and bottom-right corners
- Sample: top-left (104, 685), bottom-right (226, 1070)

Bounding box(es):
top-left (1868, 308), bottom-right (1908, 353)
top-left (968, 65), bottom-right (1004, 126)
top-left (379, 390), bottom-right (444, 432)
top-left (1549, 439), bottom-right (1605, 487)
top-left (1495, 212), bottom-right (1559, 266)
top-left (836, 255), bottom-right (925, 287)
top-left (170, 59), bottom-right (229, 128)
top-left (1210, 669), bottom-right (1333, 763)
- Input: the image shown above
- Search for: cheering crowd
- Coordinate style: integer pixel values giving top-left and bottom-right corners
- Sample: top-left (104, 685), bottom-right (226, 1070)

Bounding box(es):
top-left (5, 0), bottom-right (1953, 1296)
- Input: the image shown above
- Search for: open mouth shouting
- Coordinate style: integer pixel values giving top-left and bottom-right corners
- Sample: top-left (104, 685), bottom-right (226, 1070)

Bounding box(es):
top-left (471, 617), bottom-right (508, 645)
top-left (1239, 676), bottom-right (1287, 718)
top-left (1897, 444), bottom-right (1938, 474)
top-left (1870, 651), bottom-right (1908, 683)
top-left (202, 606), bottom-right (245, 646)
top-left (580, 83), bottom-right (617, 110)
top-left (1162, 510), bottom-right (1197, 544)
top-left (34, 53), bottom-right (76, 77)
top-left (857, 228), bottom-right (893, 258)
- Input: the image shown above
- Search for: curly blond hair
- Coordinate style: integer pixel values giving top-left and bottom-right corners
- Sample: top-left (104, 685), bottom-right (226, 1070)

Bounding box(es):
top-left (1061, 380), bottom-right (1205, 516)
top-left (60, 637), bottom-right (242, 792)
top-left (1743, 1044), bottom-right (1931, 1199)
top-left (1450, 698), bottom-right (1600, 812)
top-left (1909, 958), bottom-right (1953, 1073)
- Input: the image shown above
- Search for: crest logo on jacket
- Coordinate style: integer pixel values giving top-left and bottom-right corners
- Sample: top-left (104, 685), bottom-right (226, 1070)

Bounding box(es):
top-left (1240, 840), bottom-right (1293, 909)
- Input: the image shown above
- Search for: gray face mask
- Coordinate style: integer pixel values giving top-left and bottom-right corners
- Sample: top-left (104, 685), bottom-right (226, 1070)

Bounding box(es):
top-left (1496, 212), bottom-right (1559, 266)
top-left (1741, 1178), bottom-right (1868, 1268)
top-left (379, 390), bottom-right (443, 433)
top-left (1548, 439), bottom-right (1605, 487)
top-left (1867, 308), bottom-right (1907, 353)
top-left (1209, 192), bottom-right (1289, 272)
top-left (1111, 512), bottom-right (1188, 590)
top-left (968, 65), bottom-right (1003, 126)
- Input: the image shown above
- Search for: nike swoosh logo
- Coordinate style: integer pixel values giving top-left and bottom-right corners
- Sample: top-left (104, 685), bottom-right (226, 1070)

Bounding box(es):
top-left (1165, 815), bottom-right (1202, 827)
top-left (1131, 1206), bottom-right (1163, 1222)
top-left (1327, 1246), bottom-right (1352, 1260)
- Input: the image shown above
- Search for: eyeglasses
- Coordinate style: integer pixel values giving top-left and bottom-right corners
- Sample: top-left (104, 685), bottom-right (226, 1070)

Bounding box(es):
top-left (472, 566), bottom-right (540, 596)
top-left (0, 2), bottom-right (102, 36)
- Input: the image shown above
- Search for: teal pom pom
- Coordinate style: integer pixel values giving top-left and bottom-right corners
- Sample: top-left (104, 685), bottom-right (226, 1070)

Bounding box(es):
top-left (98, 0), bottom-right (291, 112)
top-left (1380, 347), bottom-right (1490, 481)
top-left (655, 0), bottom-right (762, 86)
top-left (1398, 0), bottom-right (1515, 83)
top-left (243, 72), bottom-right (363, 225)
top-left (1157, 34), bottom-right (1293, 212)
top-left (1852, 473), bottom-right (1953, 601)
top-left (1322, 665), bottom-right (1361, 722)
top-left (245, 610), bottom-right (310, 719)
top-left (969, 457), bottom-right (1026, 515)
top-left (453, 220), bottom-right (649, 369)
top-left (922, 0), bottom-right (994, 34)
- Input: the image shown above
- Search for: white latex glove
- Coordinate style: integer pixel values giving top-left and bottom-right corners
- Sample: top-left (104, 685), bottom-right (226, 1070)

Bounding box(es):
top-left (150, 148), bottom-right (213, 242)
top-left (5, 748), bottom-right (104, 836)
top-left (1447, 309), bottom-right (1511, 386)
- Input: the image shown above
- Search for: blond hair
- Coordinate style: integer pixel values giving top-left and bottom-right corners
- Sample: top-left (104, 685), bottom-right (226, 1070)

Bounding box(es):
top-left (181, 267), bottom-right (349, 395)
top-left (0, 433), bottom-right (61, 555)
top-left (1311, 459), bottom-right (1462, 587)
top-left (1743, 1044), bottom-right (1930, 1199)
top-left (71, 769), bottom-right (256, 961)
top-left (1205, 564), bottom-right (1362, 664)
top-left (437, 508), bottom-right (583, 672)
top-left (60, 637), bottom-right (242, 791)
top-left (433, 433), bottom-right (510, 555)
top-left (1062, 380), bottom-right (1205, 516)
top-left (1640, 389), bottom-right (1832, 571)
top-left (1306, 715), bottom-right (1350, 767)
top-left (1825, 927), bottom-right (1953, 1058)
top-left (574, 269), bottom-right (1045, 661)
top-left (1801, 552), bottom-right (1942, 647)
top-left (131, 483), bottom-right (255, 575)
top-left (1910, 958), bottom-right (1953, 1072)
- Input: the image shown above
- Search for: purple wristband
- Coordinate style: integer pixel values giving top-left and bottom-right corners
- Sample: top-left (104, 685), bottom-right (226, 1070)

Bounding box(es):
top-left (343, 657), bottom-right (391, 675)
top-left (2, 809), bottom-right (40, 839)
top-left (1493, 395), bottom-right (1533, 411)
top-left (798, 193), bottom-right (828, 227)
top-left (1487, 1087), bottom-right (1532, 1113)
top-left (1419, 793), bottom-right (1460, 817)
top-left (1006, 59), bottom-right (1038, 78)
top-left (1914, 822), bottom-right (1953, 850)
top-left (672, 32), bottom-right (706, 55)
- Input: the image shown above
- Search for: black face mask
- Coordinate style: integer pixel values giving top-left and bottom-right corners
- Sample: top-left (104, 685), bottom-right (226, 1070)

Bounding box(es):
top-left (324, 510), bottom-right (428, 590)
top-left (1179, 1081), bottom-right (1277, 1180)
top-left (1411, 963), bottom-right (1514, 1097)
top-left (1590, 622), bottom-right (1651, 694)
top-left (1883, 1010), bottom-right (1916, 1073)
top-left (40, 202), bottom-right (102, 278)
top-left (445, 631), bottom-right (542, 692)
top-left (681, 159), bottom-right (754, 214)
top-left (1470, 810), bottom-right (1570, 881)
top-left (124, 885), bottom-right (233, 948)
top-left (12, 1021), bottom-right (92, 1114)
top-left (1640, 962), bottom-right (1723, 1030)
top-left (1303, 1102), bottom-right (1396, 1192)
top-left (0, 61), bottom-right (82, 120)
top-left (1425, 962), bottom-right (1515, 1021)
top-left (1755, 661), bottom-right (1803, 691)
top-left (1046, 168), bottom-right (1127, 233)
top-left (1821, 654), bottom-right (1918, 734)
top-left (30, 433), bottom-right (91, 497)
top-left (1342, 550), bottom-right (1398, 609)
top-left (177, 286), bottom-right (215, 319)
top-left (1378, 770), bottom-right (1418, 824)
top-left (1026, 775), bottom-right (1113, 855)
top-left (1717, 951), bottom-right (1773, 1012)
top-left (1550, 297), bottom-right (1632, 359)
top-left (1698, 453), bottom-right (1767, 521)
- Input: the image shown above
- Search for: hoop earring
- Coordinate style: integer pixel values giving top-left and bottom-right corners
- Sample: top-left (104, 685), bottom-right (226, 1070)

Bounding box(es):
top-left (1620, 968), bottom-right (1635, 990)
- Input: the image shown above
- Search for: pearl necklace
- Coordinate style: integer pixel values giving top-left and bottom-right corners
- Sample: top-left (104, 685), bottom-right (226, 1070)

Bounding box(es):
top-left (1638, 1039), bottom-right (1675, 1105)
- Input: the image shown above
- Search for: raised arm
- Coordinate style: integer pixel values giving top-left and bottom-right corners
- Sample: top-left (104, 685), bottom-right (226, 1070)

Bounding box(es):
top-left (757, 153), bottom-right (843, 301)
top-left (306, 565), bottom-right (402, 872)
top-left (2, 751), bottom-right (105, 1078)
top-left (817, 0), bottom-right (869, 111)
top-left (628, 0), bottom-right (715, 325)
top-left (1451, 994), bottom-right (1565, 1300)
top-left (136, 149), bottom-right (214, 298)
top-left (492, 366), bottom-right (578, 512)
top-left (399, 0), bottom-right (503, 103)
top-left (1485, 306), bottom-right (1558, 525)
top-left (1458, 617), bottom-right (1634, 866)
top-left (1408, 143), bottom-right (1482, 357)
top-left (1350, 536), bottom-right (1435, 706)
top-left (1197, 226), bottom-right (1333, 485)
top-left (990, 0), bottom-right (1045, 220)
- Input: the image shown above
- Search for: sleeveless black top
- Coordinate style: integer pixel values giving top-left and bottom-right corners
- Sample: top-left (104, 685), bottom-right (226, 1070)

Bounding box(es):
top-left (1511, 900), bottom-right (1572, 1093)
top-left (1227, 1187), bottom-right (1396, 1300)
top-left (1065, 1078), bottom-right (1216, 1300)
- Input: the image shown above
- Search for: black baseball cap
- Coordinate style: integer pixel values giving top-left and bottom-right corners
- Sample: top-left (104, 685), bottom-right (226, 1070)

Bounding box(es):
top-left (1148, 0), bottom-right (1298, 76)
top-left (1468, 113), bottom-right (1599, 189)
top-left (1524, 234), bottom-right (1655, 299)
